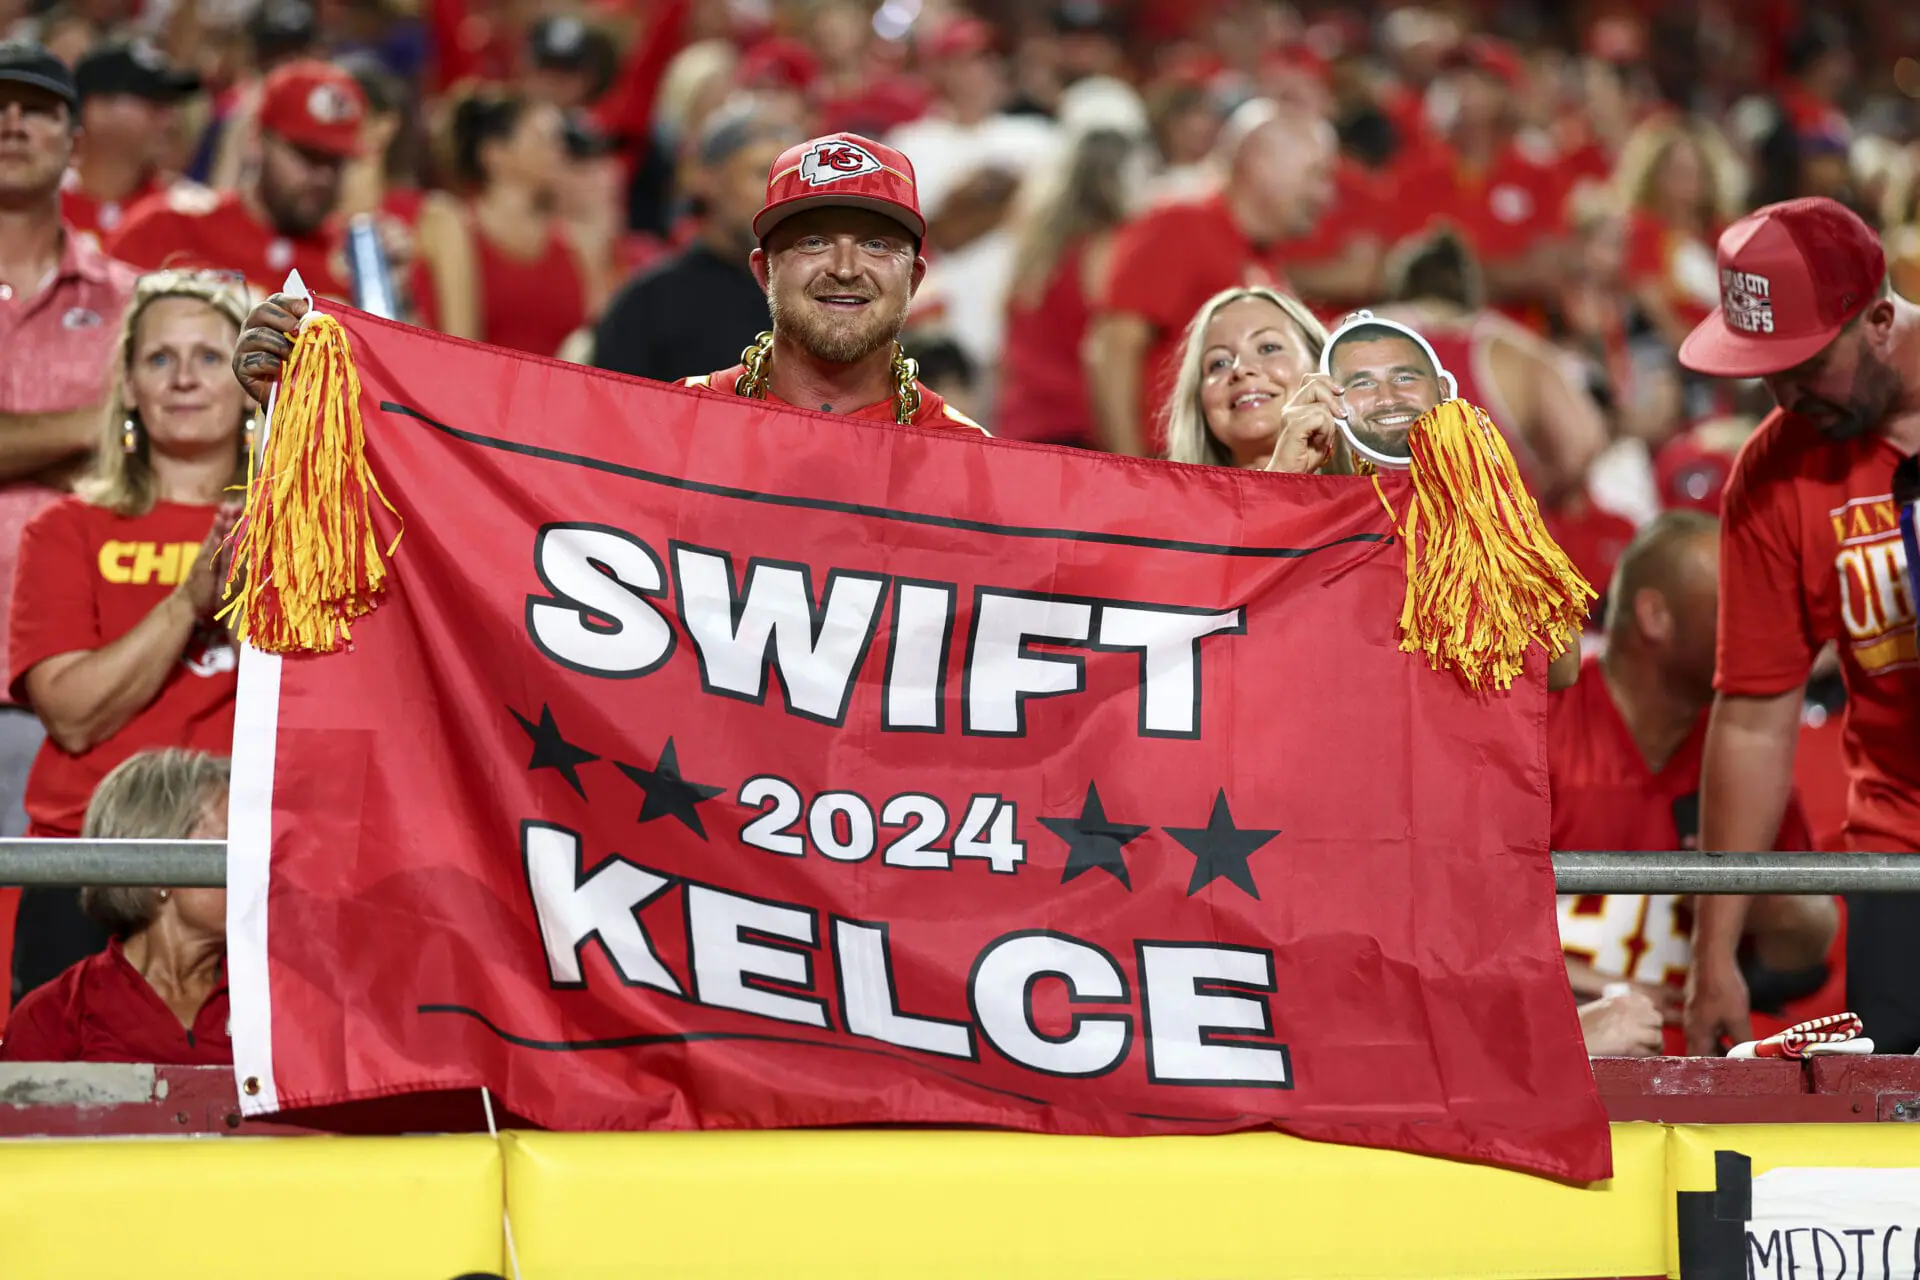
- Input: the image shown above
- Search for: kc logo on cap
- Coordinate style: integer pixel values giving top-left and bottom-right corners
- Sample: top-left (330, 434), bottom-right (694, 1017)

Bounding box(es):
top-left (752, 132), bottom-right (927, 240)
top-left (306, 82), bottom-right (359, 125)
top-left (800, 139), bottom-right (884, 186)
top-left (1721, 269), bottom-right (1775, 335)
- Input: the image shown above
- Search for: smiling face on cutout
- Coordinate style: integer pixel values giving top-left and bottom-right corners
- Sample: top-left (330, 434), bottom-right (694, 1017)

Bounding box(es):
top-left (1196, 295), bottom-right (1320, 467)
top-left (1325, 322), bottom-right (1448, 462)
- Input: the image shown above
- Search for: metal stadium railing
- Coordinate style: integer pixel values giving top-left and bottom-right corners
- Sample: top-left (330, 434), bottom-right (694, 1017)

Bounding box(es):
top-left (0, 840), bottom-right (1910, 894)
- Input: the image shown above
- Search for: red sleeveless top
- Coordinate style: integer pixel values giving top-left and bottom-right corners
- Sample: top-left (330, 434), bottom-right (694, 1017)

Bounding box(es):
top-left (1417, 315), bottom-right (1535, 483)
top-left (995, 241), bottom-right (1095, 448)
top-left (473, 225), bottom-right (587, 357)
top-left (1421, 312), bottom-right (1634, 598)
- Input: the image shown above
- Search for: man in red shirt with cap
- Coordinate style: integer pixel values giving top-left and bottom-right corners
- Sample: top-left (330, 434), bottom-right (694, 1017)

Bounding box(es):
top-left (231, 132), bottom-right (983, 436)
top-left (108, 59), bottom-right (364, 299)
top-left (1676, 197), bottom-right (1920, 1054)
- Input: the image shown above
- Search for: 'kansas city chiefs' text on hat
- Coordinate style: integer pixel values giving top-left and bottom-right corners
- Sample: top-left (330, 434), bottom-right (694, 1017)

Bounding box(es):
top-left (1678, 197), bottom-right (1886, 380)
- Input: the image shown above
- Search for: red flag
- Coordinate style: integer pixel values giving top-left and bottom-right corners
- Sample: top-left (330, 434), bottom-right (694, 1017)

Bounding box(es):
top-left (227, 307), bottom-right (1610, 1182)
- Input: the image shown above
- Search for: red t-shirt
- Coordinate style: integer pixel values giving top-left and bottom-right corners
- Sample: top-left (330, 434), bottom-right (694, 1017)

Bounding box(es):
top-left (1281, 157), bottom-right (1395, 314)
top-left (995, 240), bottom-right (1095, 449)
top-left (1717, 413), bottom-right (1920, 853)
top-left (682, 366), bottom-right (988, 434)
top-left (59, 170), bottom-right (169, 251)
top-left (1098, 194), bottom-right (1293, 455)
top-left (0, 939), bottom-right (230, 1064)
top-left (1622, 209), bottom-right (1722, 334)
top-left (1552, 654), bottom-right (1821, 1051)
top-left (1391, 139), bottom-right (1566, 262)
top-left (107, 188), bottom-right (348, 299)
top-left (9, 498), bottom-right (238, 838)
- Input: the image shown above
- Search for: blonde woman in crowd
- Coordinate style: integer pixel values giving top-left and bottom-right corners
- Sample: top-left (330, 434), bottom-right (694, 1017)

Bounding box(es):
top-left (1612, 115), bottom-right (1745, 351)
top-left (1162, 284), bottom-right (1345, 472)
top-left (1162, 284), bottom-right (1580, 691)
top-left (7, 269), bottom-right (245, 843)
top-left (994, 123), bottom-right (1145, 448)
top-left (1, 750), bottom-right (231, 1063)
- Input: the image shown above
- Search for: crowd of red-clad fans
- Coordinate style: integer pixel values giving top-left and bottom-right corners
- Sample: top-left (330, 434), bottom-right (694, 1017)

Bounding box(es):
top-left (1, 0), bottom-right (1917, 1069)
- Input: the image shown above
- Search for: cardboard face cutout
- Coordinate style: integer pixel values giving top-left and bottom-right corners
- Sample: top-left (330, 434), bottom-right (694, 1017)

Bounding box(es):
top-left (1319, 310), bottom-right (1458, 470)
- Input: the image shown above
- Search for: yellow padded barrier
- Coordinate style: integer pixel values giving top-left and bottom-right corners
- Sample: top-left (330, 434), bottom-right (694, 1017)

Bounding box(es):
top-left (504, 1124), bottom-right (1669, 1279)
top-left (0, 1134), bottom-right (504, 1280)
top-left (1665, 1124), bottom-right (1920, 1276)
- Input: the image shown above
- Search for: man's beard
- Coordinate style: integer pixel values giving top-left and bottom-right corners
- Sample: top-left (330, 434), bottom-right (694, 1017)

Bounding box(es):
top-left (769, 288), bottom-right (911, 365)
top-left (259, 178), bottom-right (330, 238)
top-left (1352, 402), bottom-right (1424, 457)
top-left (1803, 353), bottom-right (1901, 441)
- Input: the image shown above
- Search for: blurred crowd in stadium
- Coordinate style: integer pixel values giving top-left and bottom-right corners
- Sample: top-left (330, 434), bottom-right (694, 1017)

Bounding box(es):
top-left (2, 0), bottom-right (1918, 1067)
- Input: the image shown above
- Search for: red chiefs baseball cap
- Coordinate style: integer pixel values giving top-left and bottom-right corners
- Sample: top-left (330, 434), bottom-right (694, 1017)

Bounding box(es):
top-left (753, 133), bottom-right (926, 242)
top-left (257, 59), bottom-right (366, 159)
top-left (1678, 198), bottom-right (1886, 379)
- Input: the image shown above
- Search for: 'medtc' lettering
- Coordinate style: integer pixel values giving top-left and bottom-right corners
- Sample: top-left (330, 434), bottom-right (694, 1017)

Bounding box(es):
top-left (525, 523), bottom-right (1244, 739)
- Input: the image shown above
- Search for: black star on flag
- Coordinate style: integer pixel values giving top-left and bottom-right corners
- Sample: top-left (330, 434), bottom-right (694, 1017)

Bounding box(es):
top-left (1041, 782), bottom-right (1149, 890)
top-left (510, 704), bottom-right (599, 798)
top-left (1166, 789), bottom-right (1280, 900)
top-left (615, 737), bottom-right (725, 839)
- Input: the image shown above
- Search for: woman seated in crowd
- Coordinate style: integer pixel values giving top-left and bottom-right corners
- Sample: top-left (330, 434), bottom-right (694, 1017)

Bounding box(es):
top-left (0, 750), bottom-right (230, 1064)
top-left (1160, 284), bottom-right (1579, 691)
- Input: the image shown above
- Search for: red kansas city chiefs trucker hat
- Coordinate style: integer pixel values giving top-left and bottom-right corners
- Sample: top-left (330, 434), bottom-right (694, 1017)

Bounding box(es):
top-left (257, 59), bottom-right (366, 159)
top-left (753, 133), bottom-right (926, 242)
top-left (1678, 197), bottom-right (1886, 379)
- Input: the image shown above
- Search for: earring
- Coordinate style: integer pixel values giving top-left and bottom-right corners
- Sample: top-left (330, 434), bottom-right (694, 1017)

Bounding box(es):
top-left (244, 415), bottom-right (258, 456)
top-left (121, 416), bottom-right (139, 455)
top-left (157, 889), bottom-right (170, 902)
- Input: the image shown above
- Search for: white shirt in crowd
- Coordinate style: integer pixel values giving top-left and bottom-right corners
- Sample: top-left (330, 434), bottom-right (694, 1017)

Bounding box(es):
top-left (887, 110), bottom-right (1058, 373)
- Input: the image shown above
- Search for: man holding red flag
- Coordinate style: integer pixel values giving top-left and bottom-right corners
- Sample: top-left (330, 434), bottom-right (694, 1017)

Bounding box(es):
top-left (237, 131), bottom-right (985, 437)
top-left (1676, 198), bottom-right (1920, 1054)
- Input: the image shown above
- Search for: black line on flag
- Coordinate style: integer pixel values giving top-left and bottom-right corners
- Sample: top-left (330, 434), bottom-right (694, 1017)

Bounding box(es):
top-left (379, 401), bottom-right (1392, 560)
top-left (417, 1002), bottom-right (1051, 1105)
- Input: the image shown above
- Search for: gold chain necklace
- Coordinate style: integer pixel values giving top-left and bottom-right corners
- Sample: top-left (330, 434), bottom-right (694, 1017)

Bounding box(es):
top-left (734, 331), bottom-right (922, 426)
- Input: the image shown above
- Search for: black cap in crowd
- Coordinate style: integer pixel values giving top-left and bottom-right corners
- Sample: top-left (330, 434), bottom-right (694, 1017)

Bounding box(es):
top-left (75, 40), bottom-right (202, 103)
top-left (249, 0), bottom-right (319, 62)
top-left (528, 16), bottom-right (616, 98)
top-left (0, 39), bottom-right (78, 110)
top-left (1051, 0), bottom-right (1124, 37)
top-left (335, 49), bottom-right (404, 116)
top-left (695, 98), bottom-right (801, 169)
